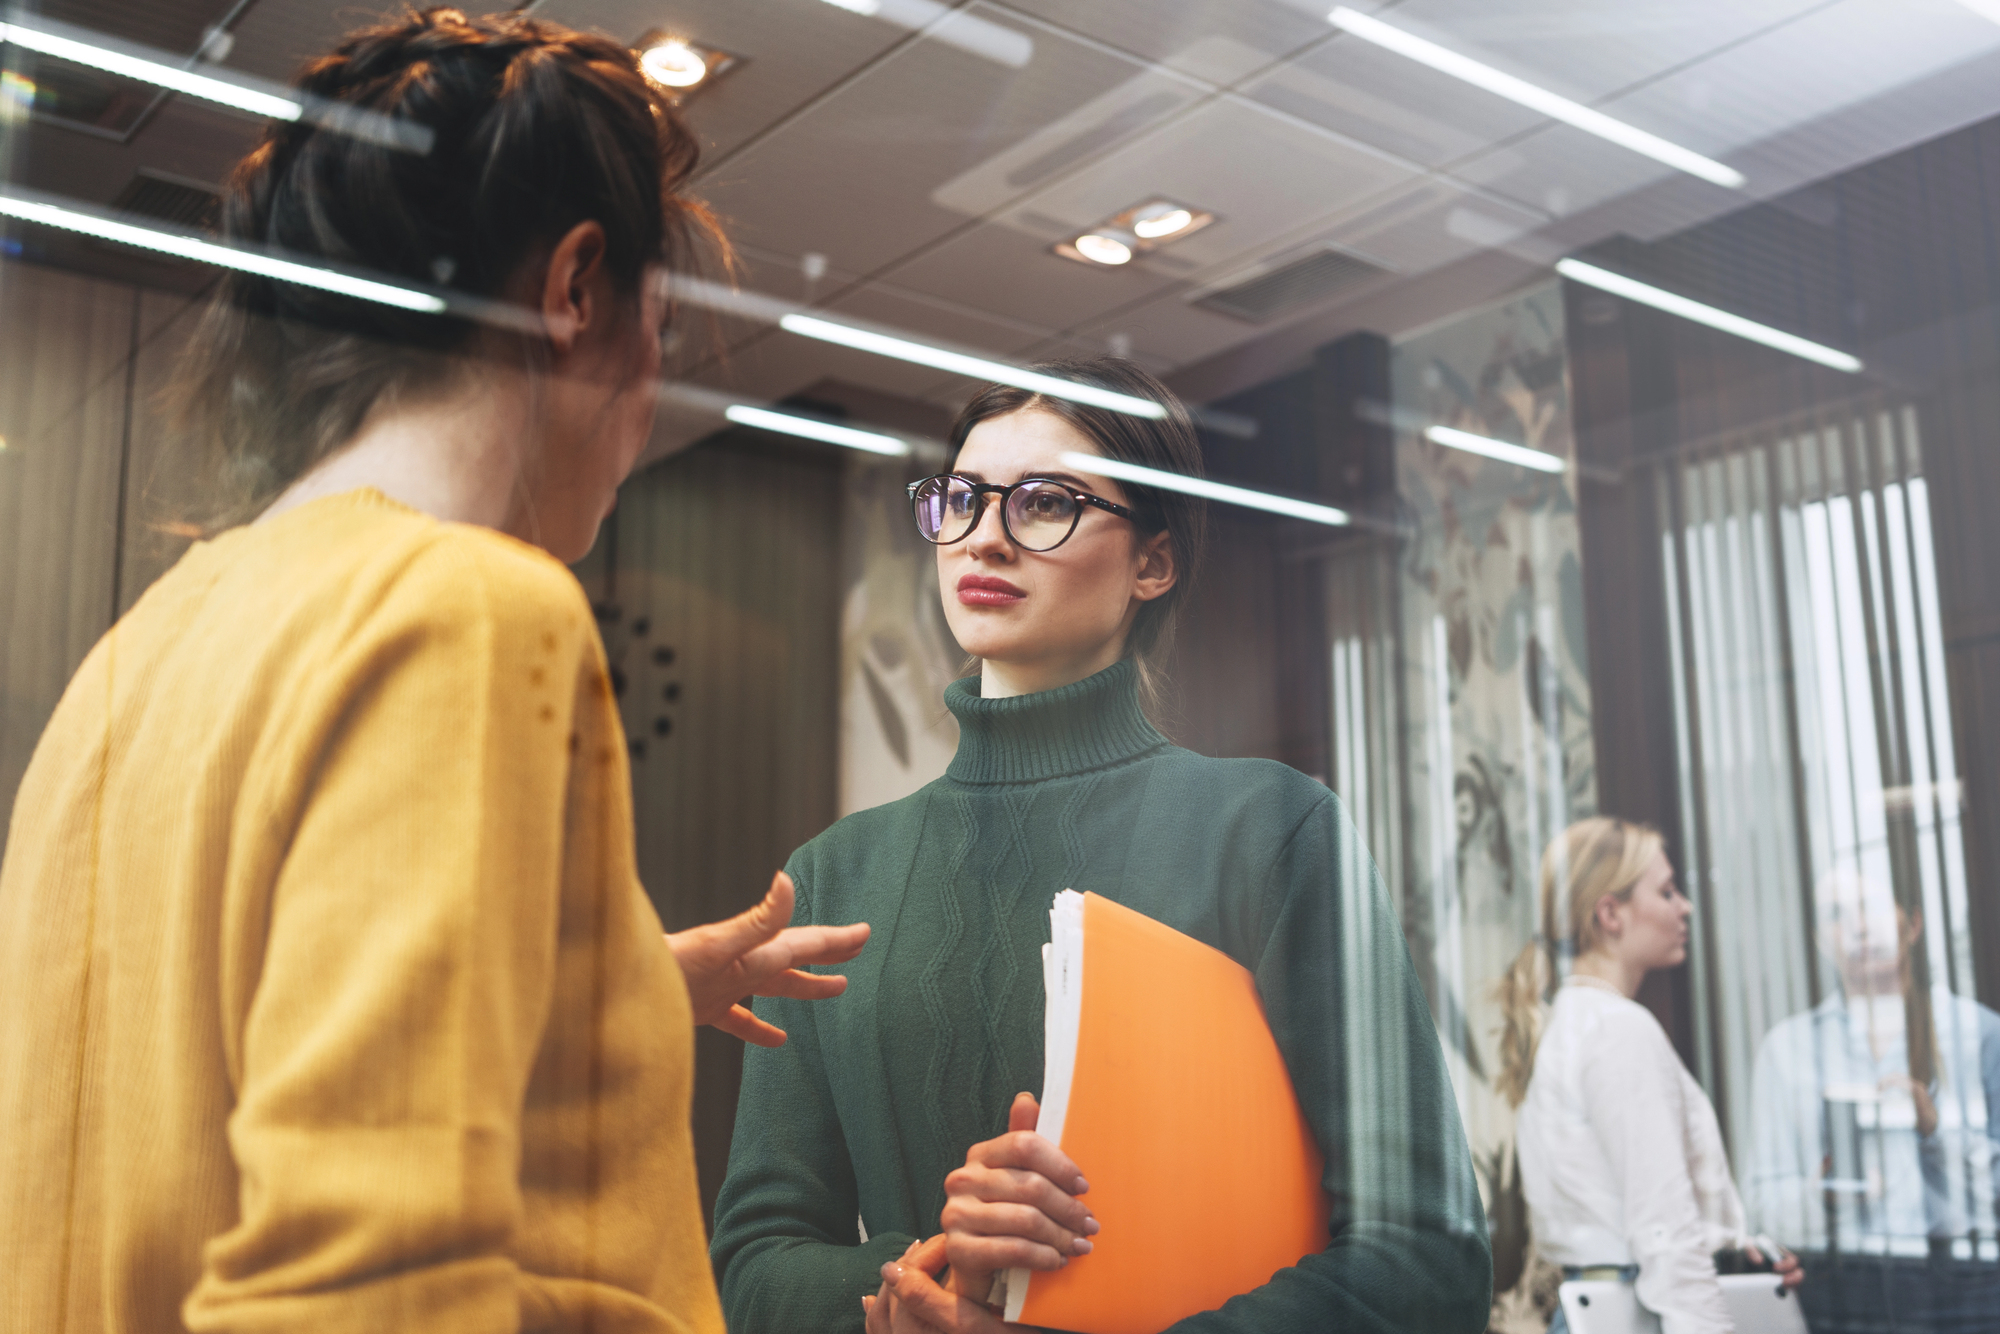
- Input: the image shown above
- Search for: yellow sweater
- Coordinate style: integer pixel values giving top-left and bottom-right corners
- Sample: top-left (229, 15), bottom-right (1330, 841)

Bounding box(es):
top-left (0, 489), bottom-right (724, 1334)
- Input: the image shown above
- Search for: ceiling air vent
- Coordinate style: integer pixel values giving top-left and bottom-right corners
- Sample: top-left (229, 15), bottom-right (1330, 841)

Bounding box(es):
top-left (110, 170), bottom-right (221, 233)
top-left (1192, 246), bottom-right (1391, 324)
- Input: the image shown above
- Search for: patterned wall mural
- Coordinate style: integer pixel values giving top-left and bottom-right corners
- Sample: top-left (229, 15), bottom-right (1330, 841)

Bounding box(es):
top-left (1387, 279), bottom-right (1598, 1324)
top-left (838, 453), bottom-right (963, 817)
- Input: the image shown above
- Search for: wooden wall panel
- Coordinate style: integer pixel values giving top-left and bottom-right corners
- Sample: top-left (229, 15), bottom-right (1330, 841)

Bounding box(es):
top-left (582, 435), bottom-right (843, 1225)
top-left (0, 260), bottom-right (137, 852)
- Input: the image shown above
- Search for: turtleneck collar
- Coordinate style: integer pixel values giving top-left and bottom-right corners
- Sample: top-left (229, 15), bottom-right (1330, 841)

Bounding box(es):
top-left (944, 659), bottom-right (1168, 785)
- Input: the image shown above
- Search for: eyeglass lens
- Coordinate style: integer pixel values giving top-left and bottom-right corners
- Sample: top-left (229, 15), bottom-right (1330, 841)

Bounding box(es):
top-left (912, 477), bottom-right (1081, 551)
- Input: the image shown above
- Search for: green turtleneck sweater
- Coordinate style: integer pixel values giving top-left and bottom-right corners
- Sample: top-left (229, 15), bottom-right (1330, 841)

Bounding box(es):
top-left (711, 662), bottom-right (1490, 1333)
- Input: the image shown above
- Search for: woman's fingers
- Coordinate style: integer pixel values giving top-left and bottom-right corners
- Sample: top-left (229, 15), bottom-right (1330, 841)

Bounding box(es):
top-left (713, 1003), bottom-right (788, 1048)
top-left (753, 968), bottom-right (850, 1001)
top-left (967, 1129), bottom-right (1088, 1197)
top-left (1008, 1091), bottom-right (1040, 1134)
top-left (943, 1199), bottom-right (1091, 1265)
top-left (732, 923), bottom-right (870, 988)
top-left (945, 1163), bottom-right (1095, 1236)
top-left (664, 869), bottom-right (869, 1038)
top-left (777, 920), bottom-right (873, 965)
top-left (882, 1255), bottom-right (1012, 1333)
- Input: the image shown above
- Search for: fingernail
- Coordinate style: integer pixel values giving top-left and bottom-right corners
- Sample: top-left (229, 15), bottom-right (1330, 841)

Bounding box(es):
top-left (1072, 1237), bottom-right (1094, 1255)
top-left (1084, 1217), bottom-right (1101, 1235)
top-left (881, 1263), bottom-right (902, 1282)
top-left (1074, 1176), bottom-right (1090, 1194)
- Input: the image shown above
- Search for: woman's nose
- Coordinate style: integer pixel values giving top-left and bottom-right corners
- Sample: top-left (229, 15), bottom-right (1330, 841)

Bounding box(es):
top-left (962, 494), bottom-right (1014, 557)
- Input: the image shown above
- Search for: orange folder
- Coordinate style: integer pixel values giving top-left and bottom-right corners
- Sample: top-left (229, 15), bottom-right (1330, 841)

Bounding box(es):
top-left (999, 891), bottom-right (1329, 1334)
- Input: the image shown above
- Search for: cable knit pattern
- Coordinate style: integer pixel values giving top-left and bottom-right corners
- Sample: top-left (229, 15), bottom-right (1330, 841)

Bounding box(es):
top-left (712, 660), bottom-right (1492, 1334)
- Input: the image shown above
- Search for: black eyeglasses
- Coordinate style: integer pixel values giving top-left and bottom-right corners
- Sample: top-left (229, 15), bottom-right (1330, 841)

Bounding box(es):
top-left (907, 474), bottom-right (1137, 552)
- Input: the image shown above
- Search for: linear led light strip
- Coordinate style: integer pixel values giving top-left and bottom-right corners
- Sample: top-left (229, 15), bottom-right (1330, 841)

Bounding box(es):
top-left (1556, 258), bottom-right (1863, 372)
top-left (0, 191), bottom-right (446, 312)
top-left (0, 16), bottom-right (429, 151)
top-left (781, 314), bottom-right (1168, 420)
top-left (724, 404), bottom-right (909, 456)
top-left (1059, 451), bottom-right (1350, 528)
top-left (1425, 426), bottom-right (1566, 473)
top-left (1326, 7), bottom-right (1744, 190)
top-left (0, 18), bottom-right (299, 119)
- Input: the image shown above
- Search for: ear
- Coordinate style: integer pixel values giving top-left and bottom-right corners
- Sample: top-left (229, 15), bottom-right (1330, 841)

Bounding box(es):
top-left (539, 220), bottom-right (610, 353)
top-left (1131, 529), bottom-right (1178, 604)
top-left (1593, 893), bottom-right (1626, 939)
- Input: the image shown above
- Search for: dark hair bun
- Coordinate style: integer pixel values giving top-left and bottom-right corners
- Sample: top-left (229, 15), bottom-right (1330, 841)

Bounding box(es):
top-left (172, 6), bottom-right (716, 523)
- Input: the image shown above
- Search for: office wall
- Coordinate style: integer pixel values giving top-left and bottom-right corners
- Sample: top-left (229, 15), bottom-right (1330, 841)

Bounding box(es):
top-left (0, 258), bottom-right (199, 854)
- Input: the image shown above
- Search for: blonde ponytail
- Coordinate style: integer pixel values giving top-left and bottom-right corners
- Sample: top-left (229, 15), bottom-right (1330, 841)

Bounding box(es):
top-left (1493, 817), bottom-right (1665, 1107)
top-left (1496, 938), bottom-right (1553, 1106)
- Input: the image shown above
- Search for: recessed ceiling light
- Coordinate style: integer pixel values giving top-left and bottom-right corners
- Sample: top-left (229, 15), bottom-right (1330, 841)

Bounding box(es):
top-left (1072, 230), bottom-right (1135, 265)
top-left (640, 39), bottom-right (708, 88)
top-left (1054, 200), bottom-right (1215, 268)
top-left (1131, 203), bottom-right (1195, 240)
top-left (633, 31), bottom-right (741, 95)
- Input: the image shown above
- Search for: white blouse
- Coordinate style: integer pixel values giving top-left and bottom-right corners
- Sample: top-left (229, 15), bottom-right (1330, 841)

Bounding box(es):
top-left (1517, 977), bottom-right (1751, 1334)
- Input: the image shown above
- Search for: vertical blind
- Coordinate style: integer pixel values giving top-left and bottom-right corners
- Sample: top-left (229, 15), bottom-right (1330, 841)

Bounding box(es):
top-left (1658, 401), bottom-right (1990, 1259)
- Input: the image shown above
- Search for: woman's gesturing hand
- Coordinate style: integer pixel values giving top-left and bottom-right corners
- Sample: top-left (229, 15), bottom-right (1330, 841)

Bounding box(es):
top-left (939, 1092), bottom-right (1097, 1304)
top-left (665, 870), bottom-right (869, 1047)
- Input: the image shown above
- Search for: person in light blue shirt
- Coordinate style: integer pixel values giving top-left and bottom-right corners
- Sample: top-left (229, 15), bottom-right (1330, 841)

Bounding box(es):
top-left (1745, 869), bottom-right (2000, 1333)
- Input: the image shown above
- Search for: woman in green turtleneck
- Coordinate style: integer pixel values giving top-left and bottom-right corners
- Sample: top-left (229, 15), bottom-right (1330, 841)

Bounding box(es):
top-left (711, 358), bottom-right (1491, 1334)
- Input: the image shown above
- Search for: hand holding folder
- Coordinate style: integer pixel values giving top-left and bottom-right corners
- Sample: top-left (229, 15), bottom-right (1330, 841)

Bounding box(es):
top-left (990, 891), bottom-right (1330, 1334)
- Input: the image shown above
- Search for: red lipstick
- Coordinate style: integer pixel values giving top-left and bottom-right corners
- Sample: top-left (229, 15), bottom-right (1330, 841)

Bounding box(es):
top-left (957, 573), bottom-right (1026, 607)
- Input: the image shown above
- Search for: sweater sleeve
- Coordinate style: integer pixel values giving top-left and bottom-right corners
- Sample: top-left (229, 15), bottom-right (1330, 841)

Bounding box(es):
top-left (710, 864), bottom-right (919, 1334)
top-left (1579, 1010), bottom-right (1731, 1334)
top-left (1169, 793), bottom-right (1491, 1334)
top-left (182, 541), bottom-right (588, 1334)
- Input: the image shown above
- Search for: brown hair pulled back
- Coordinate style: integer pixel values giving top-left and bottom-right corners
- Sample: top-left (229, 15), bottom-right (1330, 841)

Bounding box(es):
top-left (946, 357), bottom-right (1208, 716)
top-left (1494, 817), bottom-right (1664, 1106)
top-left (170, 6), bottom-right (718, 526)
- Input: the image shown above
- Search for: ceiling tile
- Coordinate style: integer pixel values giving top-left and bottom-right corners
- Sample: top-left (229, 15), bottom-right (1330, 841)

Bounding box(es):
top-left (1599, 0), bottom-right (2000, 165)
top-left (695, 6), bottom-right (1153, 276)
top-left (876, 220), bottom-right (1181, 334)
top-left (997, 0), bottom-right (1333, 83)
top-left (1241, 35), bottom-right (1547, 169)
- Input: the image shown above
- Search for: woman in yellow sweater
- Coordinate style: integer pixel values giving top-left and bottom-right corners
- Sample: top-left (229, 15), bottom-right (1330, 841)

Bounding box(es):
top-left (0, 10), bottom-right (864, 1333)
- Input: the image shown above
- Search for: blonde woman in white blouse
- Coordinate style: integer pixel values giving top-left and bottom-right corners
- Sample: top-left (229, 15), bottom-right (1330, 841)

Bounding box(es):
top-left (1497, 819), bottom-right (1803, 1334)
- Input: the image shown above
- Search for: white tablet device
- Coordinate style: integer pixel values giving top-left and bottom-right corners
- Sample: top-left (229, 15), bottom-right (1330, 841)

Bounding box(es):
top-left (1557, 1274), bottom-right (1808, 1334)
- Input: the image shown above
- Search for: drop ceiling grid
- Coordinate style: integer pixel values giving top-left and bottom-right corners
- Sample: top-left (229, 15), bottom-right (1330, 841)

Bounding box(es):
top-left (990, 0), bottom-right (1337, 85)
top-left (691, 7), bottom-right (1146, 275)
top-left (20, 0), bottom-right (2000, 422)
top-left (686, 0), bottom-right (1863, 410)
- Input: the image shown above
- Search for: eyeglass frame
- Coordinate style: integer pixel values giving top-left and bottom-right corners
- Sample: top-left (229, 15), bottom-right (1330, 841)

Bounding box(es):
top-left (905, 473), bottom-right (1139, 552)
